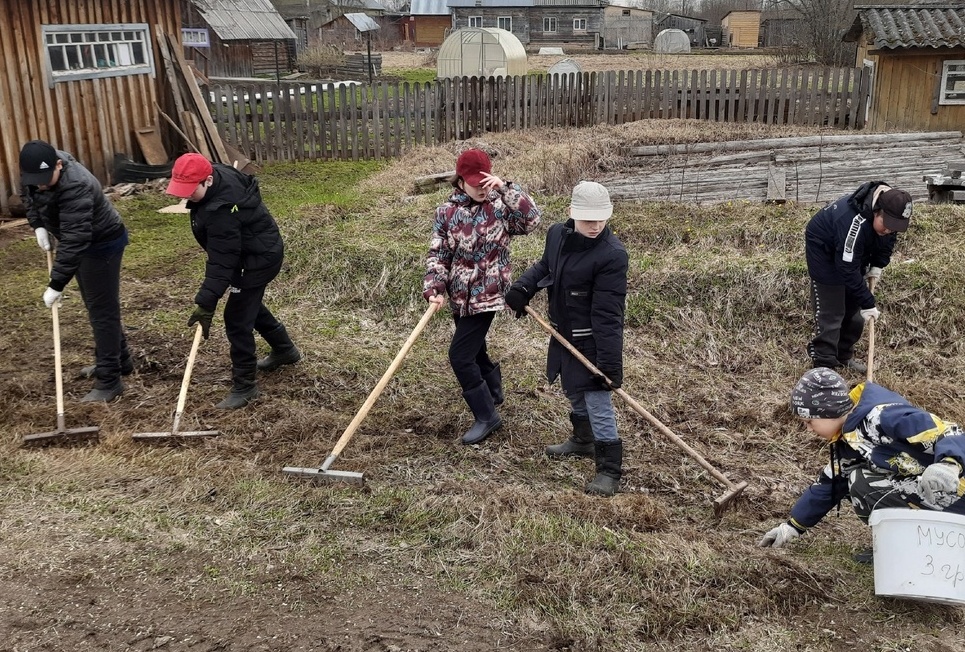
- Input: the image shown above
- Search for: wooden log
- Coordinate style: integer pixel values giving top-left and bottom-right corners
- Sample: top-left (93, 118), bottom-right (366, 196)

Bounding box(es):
top-left (626, 131), bottom-right (963, 157)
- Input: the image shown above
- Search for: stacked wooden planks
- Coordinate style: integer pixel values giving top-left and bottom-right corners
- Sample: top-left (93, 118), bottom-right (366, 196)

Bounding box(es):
top-left (605, 131), bottom-right (965, 205)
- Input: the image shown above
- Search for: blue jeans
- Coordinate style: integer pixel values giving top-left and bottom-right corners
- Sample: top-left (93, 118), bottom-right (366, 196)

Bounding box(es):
top-left (566, 389), bottom-right (619, 442)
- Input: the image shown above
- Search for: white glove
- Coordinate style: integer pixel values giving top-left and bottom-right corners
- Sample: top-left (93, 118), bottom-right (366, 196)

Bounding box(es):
top-left (919, 460), bottom-right (962, 505)
top-left (860, 307), bottom-right (880, 322)
top-left (758, 522), bottom-right (802, 548)
top-left (865, 266), bottom-right (883, 280)
top-left (43, 287), bottom-right (63, 308)
top-left (35, 227), bottom-right (52, 251)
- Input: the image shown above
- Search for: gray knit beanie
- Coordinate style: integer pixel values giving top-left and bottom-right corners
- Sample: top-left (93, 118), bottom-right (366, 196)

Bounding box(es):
top-left (790, 367), bottom-right (853, 419)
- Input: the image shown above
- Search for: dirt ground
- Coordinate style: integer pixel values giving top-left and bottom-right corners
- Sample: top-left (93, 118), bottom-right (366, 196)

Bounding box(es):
top-left (3, 111), bottom-right (964, 650)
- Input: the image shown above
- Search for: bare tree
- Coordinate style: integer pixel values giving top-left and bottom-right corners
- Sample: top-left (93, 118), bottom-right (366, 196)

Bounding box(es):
top-left (772, 0), bottom-right (856, 66)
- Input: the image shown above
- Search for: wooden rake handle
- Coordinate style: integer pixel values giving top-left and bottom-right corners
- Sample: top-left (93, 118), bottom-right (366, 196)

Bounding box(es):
top-left (46, 251), bottom-right (66, 431)
top-left (524, 306), bottom-right (743, 491)
top-left (322, 301), bottom-right (441, 469)
top-left (171, 324), bottom-right (205, 435)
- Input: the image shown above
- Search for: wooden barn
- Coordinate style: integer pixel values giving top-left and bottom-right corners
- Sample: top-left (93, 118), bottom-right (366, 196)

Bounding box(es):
top-left (601, 1), bottom-right (653, 50)
top-left (0, 0), bottom-right (183, 215)
top-left (721, 10), bottom-right (760, 49)
top-left (759, 10), bottom-right (805, 49)
top-left (407, 0), bottom-right (452, 47)
top-left (180, 0), bottom-right (296, 79)
top-left (845, 4), bottom-right (965, 131)
top-left (449, 0), bottom-right (607, 49)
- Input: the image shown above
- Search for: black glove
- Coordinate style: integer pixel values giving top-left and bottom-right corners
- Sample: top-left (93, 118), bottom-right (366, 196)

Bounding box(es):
top-left (594, 368), bottom-right (622, 391)
top-left (188, 306), bottom-right (215, 339)
top-left (504, 287), bottom-right (530, 319)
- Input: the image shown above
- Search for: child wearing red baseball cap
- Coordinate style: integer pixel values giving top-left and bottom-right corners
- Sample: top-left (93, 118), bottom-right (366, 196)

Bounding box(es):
top-left (166, 153), bottom-right (301, 409)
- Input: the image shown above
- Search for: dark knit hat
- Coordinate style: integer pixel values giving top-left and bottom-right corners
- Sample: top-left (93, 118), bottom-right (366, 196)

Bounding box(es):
top-left (791, 367), bottom-right (853, 419)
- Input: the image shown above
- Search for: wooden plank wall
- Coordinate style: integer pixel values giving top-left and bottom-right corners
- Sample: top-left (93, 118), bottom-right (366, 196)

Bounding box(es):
top-left (0, 0), bottom-right (181, 214)
top-left (868, 52), bottom-right (965, 132)
top-left (209, 67), bottom-right (869, 165)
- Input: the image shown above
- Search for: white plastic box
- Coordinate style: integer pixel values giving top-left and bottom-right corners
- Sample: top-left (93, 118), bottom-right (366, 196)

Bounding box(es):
top-left (868, 508), bottom-right (965, 605)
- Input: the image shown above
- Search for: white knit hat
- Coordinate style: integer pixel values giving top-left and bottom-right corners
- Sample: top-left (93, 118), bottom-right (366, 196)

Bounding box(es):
top-left (570, 181), bottom-right (613, 221)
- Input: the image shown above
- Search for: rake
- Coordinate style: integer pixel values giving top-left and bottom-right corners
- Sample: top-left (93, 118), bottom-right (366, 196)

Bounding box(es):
top-left (23, 251), bottom-right (100, 446)
top-left (283, 301), bottom-right (441, 485)
top-left (132, 324), bottom-right (219, 440)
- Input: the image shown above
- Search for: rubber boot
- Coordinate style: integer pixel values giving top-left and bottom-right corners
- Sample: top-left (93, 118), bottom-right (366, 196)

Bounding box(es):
top-left (546, 413), bottom-right (595, 458)
top-left (585, 439), bottom-right (623, 497)
top-left (257, 325), bottom-right (302, 372)
top-left (461, 382), bottom-right (503, 445)
top-left (481, 363), bottom-right (504, 406)
top-left (80, 378), bottom-right (125, 402)
top-left (216, 366), bottom-right (260, 409)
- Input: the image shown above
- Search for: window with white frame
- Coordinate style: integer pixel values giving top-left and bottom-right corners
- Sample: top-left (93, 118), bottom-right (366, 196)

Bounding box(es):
top-left (543, 17), bottom-right (557, 33)
top-left (44, 24), bottom-right (153, 83)
top-left (573, 18), bottom-right (587, 32)
top-left (940, 60), bottom-right (965, 105)
top-left (497, 16), bottom-right (512, 32)
top-left (181, 28), bottom-right (210, 48)
top-left (469, 16), bottom-right (483, 28)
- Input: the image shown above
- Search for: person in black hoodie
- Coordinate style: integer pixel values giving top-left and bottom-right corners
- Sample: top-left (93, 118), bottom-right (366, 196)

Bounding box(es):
top-left (505, 181), bottom-right (629, 496)
top-left (804, 182), bottom-right (912, 373)
top-left (166, 153), bottom-right (300, 409)
top-left (20, 139), bottom-right (131, 402)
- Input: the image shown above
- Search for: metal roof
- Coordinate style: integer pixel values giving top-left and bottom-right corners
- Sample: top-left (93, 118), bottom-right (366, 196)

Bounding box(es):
top-left (410, 0), bottom-right (450, 15)
top-left (846, 7), bottom-right (965, 49)
top-left (190, 0), bottom-right (297, 41)
top-left (344, 12), bottom-right (381, 31)
top-left (448, 0), bottom-right (534, 6)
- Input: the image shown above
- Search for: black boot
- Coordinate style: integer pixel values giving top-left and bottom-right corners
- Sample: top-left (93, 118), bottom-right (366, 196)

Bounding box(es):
top-left (256, 325), bottom-right (302, 372)
top-left (216, 366), bottom-right (260, 409)
top-left (546, 413), bottom-right (595, 458)
top-left (481, 363), bottom-right (504, 406)
top-left (461, 382), bottom-right (503, 445)
top-left (79, 353), bottom-right (134, 379)
top-left (585, 439), bottom-right (623, 497)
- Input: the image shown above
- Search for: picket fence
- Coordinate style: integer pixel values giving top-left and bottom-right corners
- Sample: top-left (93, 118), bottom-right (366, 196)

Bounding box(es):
top-left (208, 67), bottom-right (870, 164)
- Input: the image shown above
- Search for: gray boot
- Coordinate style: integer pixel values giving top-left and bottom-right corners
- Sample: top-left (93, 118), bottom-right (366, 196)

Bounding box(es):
top-left (257, 325), bottom-right (302, 372)
top-left (481, 363), bottom-right (504, 406)
top-left (546, 413), bottom-right (595, 458)
top-left (80, 378), bottom-right (125, 403)
top-left (216, 367), bottom-right (260, 409)
top-left (461, 382), bottom-right (503, 445)
top-left (585, 439), bottom-right (623, 497)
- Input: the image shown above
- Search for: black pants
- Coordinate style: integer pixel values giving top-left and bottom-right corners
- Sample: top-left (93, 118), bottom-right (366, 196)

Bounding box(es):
top-left (223, 284), bottom-right (283, 385)
top-left (449, 311), bottom-right (496, 391)
top-left (848, 467), bottom-right (965, 521)
top-left (75, 245), bottom-right (129, 388)
top-left (808, 280), bottom-right (864, 368)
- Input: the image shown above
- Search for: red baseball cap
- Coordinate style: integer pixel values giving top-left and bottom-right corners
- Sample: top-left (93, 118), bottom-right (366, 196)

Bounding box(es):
top-left (455, 149), bottom-right (492, 187)
top-left (166, 153), bottom-right (213, 198)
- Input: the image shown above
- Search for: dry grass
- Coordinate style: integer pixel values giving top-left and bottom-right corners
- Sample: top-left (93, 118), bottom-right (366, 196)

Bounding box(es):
top-left (381, 50), bottom-right (779, 75)
top-left (1, 121), bottom-right (964, 650)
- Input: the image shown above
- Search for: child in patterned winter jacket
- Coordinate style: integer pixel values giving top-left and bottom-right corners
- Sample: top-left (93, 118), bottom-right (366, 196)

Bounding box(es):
top-left (423, 149), bottom-right (541, 445)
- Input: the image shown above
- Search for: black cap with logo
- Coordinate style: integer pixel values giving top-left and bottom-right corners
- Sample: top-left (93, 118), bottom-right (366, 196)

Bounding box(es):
top-left (20, 140), bottom-right (60, 186)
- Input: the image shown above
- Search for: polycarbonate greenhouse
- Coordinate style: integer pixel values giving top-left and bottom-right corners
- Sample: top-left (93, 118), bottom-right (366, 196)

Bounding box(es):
top-left (436, 27), bottom-right (528, 79)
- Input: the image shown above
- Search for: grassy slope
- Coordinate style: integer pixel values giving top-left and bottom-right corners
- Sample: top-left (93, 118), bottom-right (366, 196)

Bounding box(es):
top-left (1, 124), bottom-right (964, 650)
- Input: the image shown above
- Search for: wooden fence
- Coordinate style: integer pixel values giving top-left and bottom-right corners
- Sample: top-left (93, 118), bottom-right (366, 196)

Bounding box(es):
top-left (208, 67), bottom-right (870, 164)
